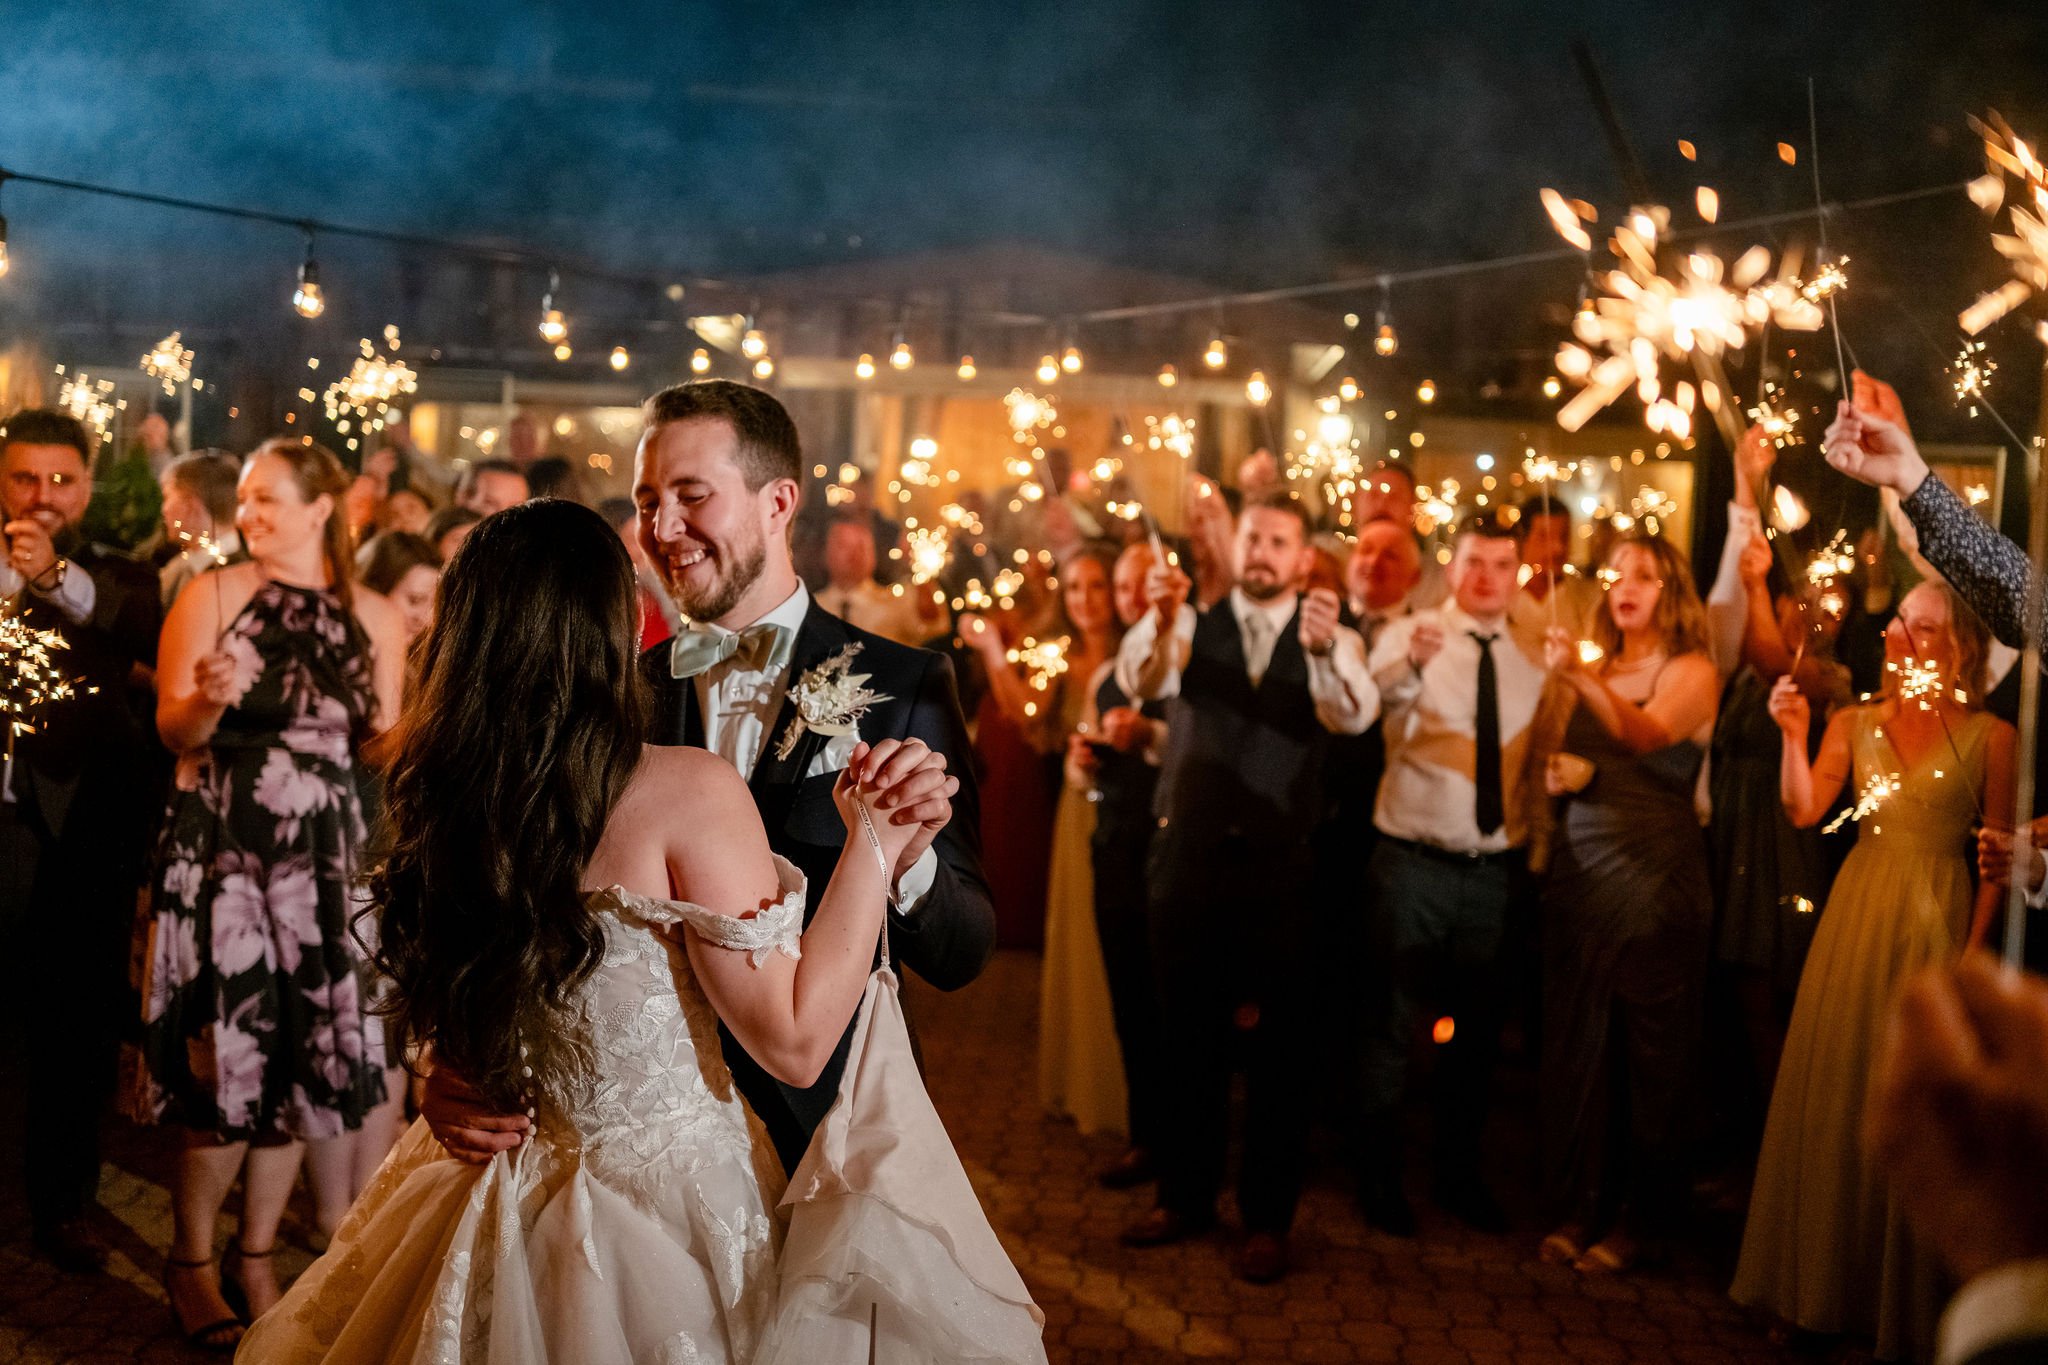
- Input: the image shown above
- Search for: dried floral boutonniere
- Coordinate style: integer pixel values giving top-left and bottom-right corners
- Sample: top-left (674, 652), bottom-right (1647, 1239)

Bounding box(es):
top-left (774, 644), bottom-right (892, 761)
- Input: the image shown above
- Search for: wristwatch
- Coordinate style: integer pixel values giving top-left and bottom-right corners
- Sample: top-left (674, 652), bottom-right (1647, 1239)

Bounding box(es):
top-left (1307, 636), bottom-right (1335, 658)
top-left (29, 556), bottom-right (67, 594)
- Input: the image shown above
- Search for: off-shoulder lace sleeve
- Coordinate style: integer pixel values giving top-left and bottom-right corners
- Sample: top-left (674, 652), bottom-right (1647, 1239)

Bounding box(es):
top-left (670, 854), bottom-right (807, 968)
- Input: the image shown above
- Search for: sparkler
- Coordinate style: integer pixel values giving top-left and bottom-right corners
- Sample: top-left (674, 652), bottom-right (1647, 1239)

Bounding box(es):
top-left (55, 371), bottom-right (121, 443)
top-left (904, 526), bottom-right (951, 586)
top-left (322, 335), bottom-right (418, 450)
top-left (1958, 111), bottom-right (2048, 334)
top-left (1806, 531), bottom-right (1856, 587)
top-left (1823, 772), bottom-right (1901, 835)
top-left (1747, 383), bottom-right (1802, 449)
top-left (1, 607), bottom-right (80, 802)
top-left (1951, 340), bottom-right (1996, 416)
top-left (1806, 80), bottom-right (1853, 384)
top-left (1006, 636), bottom-right (1071, 696)
top-left (141, 332), bottom-right (194, 395)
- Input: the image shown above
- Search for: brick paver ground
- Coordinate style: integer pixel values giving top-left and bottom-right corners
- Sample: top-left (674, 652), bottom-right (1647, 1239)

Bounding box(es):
top-left (0, 951), bottom-right (1842, 1362)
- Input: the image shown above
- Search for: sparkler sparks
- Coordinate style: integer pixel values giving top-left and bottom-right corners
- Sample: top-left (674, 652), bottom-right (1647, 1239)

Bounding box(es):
top-left (1544, 200), bottom-right (1824, 437)
top-left (1952, 340), bottom-right (1997, 414)
top-left (1006, 636), bottom-right (1071, 694)
top-left (1, 607), bottom-right (83, 799)
top-left (1798, 257), bottom-right (1850, 303)
top-left (1823, 772), bottom-right (1901, 834)
top-left (1807, 531), bottom-right (1856, 587)
top-left (322, 335), bottom-right (418, 432)
top-left (904, 526), bottom-right (951, 585)
top-left (1960, 111), bottom-right (2048, 334)
top-left (141, 332), bottom-right (194, 394)
top-left (1748, 383), bottom-right (1802, 449)
top-left (56, 372), bottom-right (120, 442)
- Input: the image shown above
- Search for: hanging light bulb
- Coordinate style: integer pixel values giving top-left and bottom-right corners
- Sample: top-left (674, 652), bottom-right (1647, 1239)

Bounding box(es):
top-left (1203, 334), bottom-right (1228, 369)
top-left (609, 345), bottom-right (631, 371)
top-left (957, 355), bottom-right (977, 380)
top-left (855, 353), bottom-right (877, 380)
top-left (537, 269), bottom-right (567, 344)
top-left (1338, 376), bottom-right (1360, 402)
top-left (1246, 371), bottom-right (1272, 406)
top-left (690, 348), bottom-right (712, 374)
top-left (1373, 278), bottom-right (1397, 356)
top-left (753, 356), bottom-right (775, 379)
top-left (292, 231), bottom-right (325, 318)
top-left (1158, 363), bottom-right (1179, 388)
top-left (1061, 344), bottom-right (1083, 374)
top-left (740, 322), bottom-right (768, 360)
top-left (1542, 375), bottom-right (1562, 398)
top-left (1036, 354), bottom-right (1059, 384)
top-left (1416, 378), bottom-right (1436, 403)
top-left (553, 342), bottom-right (572, 362)
top-left (889, 338), bottom-right (914, 370)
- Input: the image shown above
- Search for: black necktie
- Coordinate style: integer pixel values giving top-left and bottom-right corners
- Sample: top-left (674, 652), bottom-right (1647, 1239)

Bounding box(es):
top-left (1472, 633), bottom-right (1503, 836)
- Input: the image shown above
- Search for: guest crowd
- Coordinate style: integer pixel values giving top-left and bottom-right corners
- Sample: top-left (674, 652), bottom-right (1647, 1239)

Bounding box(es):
top-left (0, 371), bottom-right (2043, 1362)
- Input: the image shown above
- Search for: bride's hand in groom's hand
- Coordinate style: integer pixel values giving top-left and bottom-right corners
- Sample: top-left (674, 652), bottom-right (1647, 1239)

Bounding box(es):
top-left (845, 739), bottom-right (958, 875)
top-left (421, 1062), bottom-right (529, 1164)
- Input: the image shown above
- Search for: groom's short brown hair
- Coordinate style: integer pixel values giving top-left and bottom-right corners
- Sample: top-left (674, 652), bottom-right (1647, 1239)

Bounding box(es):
top-left (641, 380), bottom-right (803, 492)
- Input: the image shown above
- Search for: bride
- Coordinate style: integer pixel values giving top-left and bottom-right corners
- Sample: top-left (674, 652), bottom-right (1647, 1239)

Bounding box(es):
top-left (240, 499), bottom-right (1044, 1362)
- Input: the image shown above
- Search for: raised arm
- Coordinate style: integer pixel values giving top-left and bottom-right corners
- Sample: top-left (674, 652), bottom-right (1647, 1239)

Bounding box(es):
top-left (1543, 631), bottom-right (1717, 755)
top-left (1773, 682), bottom-right (1853, 829)
top-left (670, 746), bottom-right (919, 1088)
top-left (1115, 561), bottom-right (1194, 703)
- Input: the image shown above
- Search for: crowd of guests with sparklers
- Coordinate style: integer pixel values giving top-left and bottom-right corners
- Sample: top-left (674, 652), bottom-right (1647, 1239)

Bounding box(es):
top-left (3, 370), bottom-right (2047, 1361)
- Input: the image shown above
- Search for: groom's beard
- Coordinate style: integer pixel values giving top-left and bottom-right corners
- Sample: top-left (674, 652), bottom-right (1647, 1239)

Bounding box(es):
top-left (667, 528), bottom-right (768, 623)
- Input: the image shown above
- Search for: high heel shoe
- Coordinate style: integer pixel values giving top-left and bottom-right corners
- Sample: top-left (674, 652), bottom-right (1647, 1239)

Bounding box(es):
top-left (221, 1242), bottom-right (280, 1323)
top-left (163, 1254), bottom-right (245, 1352)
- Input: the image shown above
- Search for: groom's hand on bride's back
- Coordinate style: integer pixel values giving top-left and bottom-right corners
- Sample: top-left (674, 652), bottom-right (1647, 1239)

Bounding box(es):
top-left (421, 1062), bottom-right (530, 1164)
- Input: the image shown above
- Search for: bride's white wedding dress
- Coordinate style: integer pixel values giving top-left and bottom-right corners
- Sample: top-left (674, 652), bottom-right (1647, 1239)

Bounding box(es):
top-left (238, 856), bottom-right (1045, 1363)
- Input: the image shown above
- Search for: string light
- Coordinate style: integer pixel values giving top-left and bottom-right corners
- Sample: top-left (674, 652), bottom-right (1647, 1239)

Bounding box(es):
top-left (1203, 334), bottom-right (1228, 370)
top-left (1542, 376), bottom-right (1562, 398)
top-left (1036, 354), bottom-right (1059, 384)
top-left (1338, 376), bottom-right (1360, 402)
top-left (1245, 370), bottom-right (1272, 405)
top-left (552, 342), bottom-right (572, 362)
top-left (889, 331), bottom-right (914, 370)
top-left (957, 355), bottom-right (977, 380)
top-left (1158, 364), bottom-right (1179, 387)
top-left (1373, 279), bottom-right (1398, 356)
top-left (609, 345), bottom-right (630, 372)
top-left (1416, 378), bottom-right (1436, 404)
top-left (1060, 343), bottom-right (1083, 374)
top-left (753, 356), bottom-right (775, 379)
top-left (855, 353), bottom-right (877, 380)
top-left (740, 323), bottom-right (768, 360)
top-left (537, 270), bottom-right (567, 344)
top-left (292, 231), bottom-right (325, 318)
top-left (690, 348), bottom-right (712, 374)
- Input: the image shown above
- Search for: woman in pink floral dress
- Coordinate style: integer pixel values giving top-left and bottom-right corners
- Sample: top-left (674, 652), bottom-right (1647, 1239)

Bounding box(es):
top-left (138, 438), bottom-right (406, 1352)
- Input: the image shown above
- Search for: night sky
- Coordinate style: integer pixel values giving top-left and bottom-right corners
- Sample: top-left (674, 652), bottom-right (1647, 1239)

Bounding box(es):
top-left (3, 1), bottom-right (2046, 445)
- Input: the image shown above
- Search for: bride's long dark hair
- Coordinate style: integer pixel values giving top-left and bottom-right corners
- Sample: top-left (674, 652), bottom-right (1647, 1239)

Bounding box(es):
top-left (370, 498), bottom-right (648, 1106)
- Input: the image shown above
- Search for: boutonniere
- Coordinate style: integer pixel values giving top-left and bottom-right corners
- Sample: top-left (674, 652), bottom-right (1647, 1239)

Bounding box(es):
top-left (774, 644), bottom-right (893, 761)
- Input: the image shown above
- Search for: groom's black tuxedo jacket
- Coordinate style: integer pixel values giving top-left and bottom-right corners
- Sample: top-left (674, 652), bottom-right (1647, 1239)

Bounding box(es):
top-left (639, 599), bottom-right (997, 1171)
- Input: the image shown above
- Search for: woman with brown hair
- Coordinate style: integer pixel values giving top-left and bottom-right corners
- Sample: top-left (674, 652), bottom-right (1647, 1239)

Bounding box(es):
top-left (1733, 580), bottom-right (2013, 1360)
top-left (1537, 532), bottom-right (1721, 1275)
top-left (138, 438), bottom-right (407, 1350)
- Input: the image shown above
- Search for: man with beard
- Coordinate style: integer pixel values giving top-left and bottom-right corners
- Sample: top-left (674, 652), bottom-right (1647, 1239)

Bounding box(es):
top-left (424, 381), bottom-right (996, 1174)
top-left (1113, 490), bottom-right (1378, 1283)
top-left (1, 409), bottom-right (162, 1272)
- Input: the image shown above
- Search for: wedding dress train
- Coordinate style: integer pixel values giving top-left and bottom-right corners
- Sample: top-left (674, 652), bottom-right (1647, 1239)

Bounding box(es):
top-left (239, 856), bottom-right (1045, 1363)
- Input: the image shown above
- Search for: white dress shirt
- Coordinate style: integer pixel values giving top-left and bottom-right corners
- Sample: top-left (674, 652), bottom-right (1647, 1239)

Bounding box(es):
top-left (1114, 587), bottom-right (1378, 735)
top-left (1369, 601), bottom-right (1548, 853)
top-left (0, 554), bottom-right (97, 624)
top-left (816, 578), bottom-right (927, 647)
top-left (691, 584), bottom-right (937, 911)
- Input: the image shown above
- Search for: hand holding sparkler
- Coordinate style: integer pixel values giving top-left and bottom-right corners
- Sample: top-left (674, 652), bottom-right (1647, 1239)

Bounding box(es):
top-left (193, 650), bottom-right (254, 709)
top-left (1098, 706), bottom-right (1151, 754)
top-left (1541, 625), bottom-right (1582, 675)
top-left (1979, 817), bottom-right (2048, 894)
top-left (1731, 423), bottom-right (1775, 512)
top-left (1766, 674), bottom-right (1812, 742)
top-left (1407, 618), bottom-right (1446, 672)
top-left (1739, 533), bottom-right (1774, 589)
top-left (1297, 588), bottom-right (1343, 656)
top-left (3, 518), bottom-right (60, 585)
top-left (1824, 400), bottom-right (1930, 497)
top-left (1143, 560), bottom-right (1191, 630)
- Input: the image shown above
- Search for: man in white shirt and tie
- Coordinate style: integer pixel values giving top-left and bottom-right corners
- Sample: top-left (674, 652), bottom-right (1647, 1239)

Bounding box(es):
top-left (815, 512), bottom-right (929, 646)
top-left (1358, 512), bottom-right (1547, 1238)
top-left (1114, 490), bottom-right (1377, 1284)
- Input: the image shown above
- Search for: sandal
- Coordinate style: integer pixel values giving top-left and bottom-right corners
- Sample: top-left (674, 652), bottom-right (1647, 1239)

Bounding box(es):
top-left (1538, 1225), bottom-right (1586, 1265)
top-left (164, 1254), bottom-right (245, 1352)
top-left (221, 1242), bottom-right (280, 1323)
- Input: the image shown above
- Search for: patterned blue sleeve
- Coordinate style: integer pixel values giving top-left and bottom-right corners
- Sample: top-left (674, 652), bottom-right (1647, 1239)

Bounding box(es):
top-left (1902, 471), bottom-right (2041, 654)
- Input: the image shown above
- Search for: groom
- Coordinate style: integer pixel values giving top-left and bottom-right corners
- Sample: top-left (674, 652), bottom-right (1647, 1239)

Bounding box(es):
top-left (426, 380), bottom-right (996, 1171)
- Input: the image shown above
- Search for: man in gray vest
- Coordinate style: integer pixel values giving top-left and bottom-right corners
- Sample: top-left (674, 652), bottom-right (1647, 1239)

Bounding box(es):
top-left (1113, 490), bottom-right (1378, 1283)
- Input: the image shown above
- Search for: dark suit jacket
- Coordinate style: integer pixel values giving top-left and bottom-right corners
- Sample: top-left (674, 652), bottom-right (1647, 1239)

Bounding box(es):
top-left (639, 599), bottom-right (996, 1170)
top-left (10, 539), bottom-right (162, 846)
